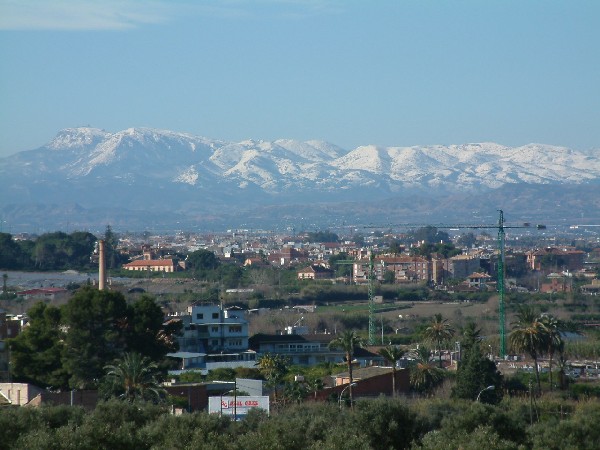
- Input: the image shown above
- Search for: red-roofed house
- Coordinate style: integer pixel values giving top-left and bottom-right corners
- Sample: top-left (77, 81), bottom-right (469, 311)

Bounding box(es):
top-left (15, 288), bottom-right (68, 301)
top-left (297, 265), bottom-right (335, 280)
top-left (122, 259), bottom-right (177, 273)
top-left (466, 272), bottom-right (493, 289)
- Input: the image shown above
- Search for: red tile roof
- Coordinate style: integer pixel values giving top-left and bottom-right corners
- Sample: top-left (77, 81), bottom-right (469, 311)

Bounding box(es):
top-left (123, 259), bottom-right (175, 267)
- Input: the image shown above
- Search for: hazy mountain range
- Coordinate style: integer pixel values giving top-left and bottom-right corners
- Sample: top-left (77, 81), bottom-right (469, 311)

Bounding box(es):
top-left (1, 127), bottom-right (599, 233)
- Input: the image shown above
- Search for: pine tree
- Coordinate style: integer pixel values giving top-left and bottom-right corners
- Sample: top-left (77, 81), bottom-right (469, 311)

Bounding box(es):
top-left (452, 342), bottom-right (503, 404)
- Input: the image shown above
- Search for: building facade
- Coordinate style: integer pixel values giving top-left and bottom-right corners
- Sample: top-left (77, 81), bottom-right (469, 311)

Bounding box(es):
top-left (354, 256), bottom-right (431, 284)
top-left (527, 247), bottom-right (585, 272)
top-left (249, 332), bottom-right (383, 367)
top-left (169, 304), bottom-right (256, 373)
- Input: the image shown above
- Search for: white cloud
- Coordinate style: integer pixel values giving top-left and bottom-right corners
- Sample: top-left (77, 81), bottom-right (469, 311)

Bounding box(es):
top-left (0, 0), bottom-right (342, 31)
top-left (0, 0), bottom-right (175, 31)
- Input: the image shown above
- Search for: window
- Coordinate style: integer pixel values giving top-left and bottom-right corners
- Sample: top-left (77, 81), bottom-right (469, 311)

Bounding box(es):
top-left (196, 313), bottom-right (203, 320)
top-left (211, 326), bottom-right (219, 333)
top-left (229, 325), bottom-right (242, 333)
top-left (212, 312), bottom-right (219, 319)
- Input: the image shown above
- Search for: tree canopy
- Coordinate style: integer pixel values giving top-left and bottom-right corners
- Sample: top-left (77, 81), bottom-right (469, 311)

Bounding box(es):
top-left (62, 288), bottom-right (131, 388)
top-left (409, 346), bottom-right (444, 395)
top-left (0, 233), bottom-right (30, 269)
top-left (456, 232), bottom-right (478, 248)
top-left (411, 242), bottom-right (462, 259)
top-left (103, 225), bottom-right (126, 269)
top-left (423, 314), bottom-right (455, 368)
top-left (410, 226), bottom-right (451, 244)
top-left (187, 249), bottom-right (220, 270)
top-left (509, 305), bottom-right (546, 393)
top-left (452, 342), bottom-right (503, 404)
top-left (8, 302), bottom-right (68, 388)
top-left (305, 231), bottom-right (339, 243)
top-left (329, 330), bottom-right (363, 406)
top-left (329, 252), bottom-right (353, 277)
top-left (103, 352), bottom-right (165, 402)
top-left (126, 294), bottom-right (180, 361)
top-left (9, 287), bottom-right (180, 390)
top-left (0, 231), bottom-right (98, 271)
top-left (2, 390), bottom-right (600, 449)
top-left (378, 345), bottom-right (405, 396)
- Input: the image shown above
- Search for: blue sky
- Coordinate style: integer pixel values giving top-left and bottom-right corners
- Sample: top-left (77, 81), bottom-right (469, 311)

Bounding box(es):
top-left (1, 0), bottom-right (599, 157)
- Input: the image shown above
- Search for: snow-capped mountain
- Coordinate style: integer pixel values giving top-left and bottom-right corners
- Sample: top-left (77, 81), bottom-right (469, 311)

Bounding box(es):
top-left (1, 127), bottom-right (599, 231)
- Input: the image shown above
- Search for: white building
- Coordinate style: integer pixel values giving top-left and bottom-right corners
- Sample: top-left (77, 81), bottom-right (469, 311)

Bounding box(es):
top-left (187, 305), bottom-right (248, 352)
top-left (169, 304), bottom-right (256, 373)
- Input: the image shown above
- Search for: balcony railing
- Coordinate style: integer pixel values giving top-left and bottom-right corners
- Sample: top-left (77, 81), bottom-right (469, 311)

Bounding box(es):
top-left (271, 347), bottom-right (338, 354)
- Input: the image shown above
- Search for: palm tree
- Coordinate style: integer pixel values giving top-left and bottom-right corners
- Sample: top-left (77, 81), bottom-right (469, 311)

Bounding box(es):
top-left (539, 314), bottom-right (565, 391)
top-left (306, 377), bottom-right (324, 400)
top-left (461, 321), bottom-right (482, 351)
top-left (423, 314), bottom-right (455, 368)
top-left (256, 353), bottom-right (289, 404)
top-left (378, 345), bottom-right (405, 397)
top-left (329, 330), bottom-right (363, 407)
top-left (409, 346), bottom-right (444, 395)
top-left (104, 352), bottom-right (164, 402)
top-left (283, 380), bottom-right (307, 405)
top-left (509, 306), bottom-right (546, 393)
top-left (556, 353), bottom-right (570, 390)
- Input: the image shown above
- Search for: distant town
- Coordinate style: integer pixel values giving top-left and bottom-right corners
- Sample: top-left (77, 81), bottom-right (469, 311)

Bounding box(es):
top-left (1, 217), bottom-right (599, 448)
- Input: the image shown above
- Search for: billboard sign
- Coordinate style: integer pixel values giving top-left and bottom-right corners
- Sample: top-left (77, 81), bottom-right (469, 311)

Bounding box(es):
top-left (208, 396), bottom-right (270, 419)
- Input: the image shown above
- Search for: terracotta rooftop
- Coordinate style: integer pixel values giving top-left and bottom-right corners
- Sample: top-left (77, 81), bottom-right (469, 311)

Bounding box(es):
top-left (123, 259), bottom-right (174, 267)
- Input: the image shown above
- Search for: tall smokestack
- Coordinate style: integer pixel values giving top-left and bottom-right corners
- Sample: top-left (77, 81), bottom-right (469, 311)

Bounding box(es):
top-left (98, 239), bottom-right (106, 290)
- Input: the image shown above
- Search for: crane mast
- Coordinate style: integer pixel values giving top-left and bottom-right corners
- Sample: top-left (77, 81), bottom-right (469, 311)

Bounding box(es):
top-left (367, 252), bottom-right (375, 345)
top-left (335, 254), bottom-right (376, 345)
top-left (497, 210), bottom-right (506, 358)
top-left (364, 209), bottom-right (545, 358)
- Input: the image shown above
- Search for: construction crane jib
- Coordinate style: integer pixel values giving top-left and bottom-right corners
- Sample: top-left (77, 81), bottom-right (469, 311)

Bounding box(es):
top-left (365, 210), bottom-right (546, 358)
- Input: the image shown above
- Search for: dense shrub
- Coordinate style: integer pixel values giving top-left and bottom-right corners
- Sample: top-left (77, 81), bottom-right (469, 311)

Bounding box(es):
top-left (568, 383), bottom-right (600, 399)
top-left (351, 398), bottom-right (418, 450)
top-left (1, 396), bottom-right (600, 449)
top-left (527, 401), bottom-right (600, 450)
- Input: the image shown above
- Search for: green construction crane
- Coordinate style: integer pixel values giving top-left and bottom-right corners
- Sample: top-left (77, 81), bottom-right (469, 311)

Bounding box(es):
top-left (452, 210), bottom-right (545, 358)
top-left (497, 210), bottom-right (507, 357)
top-left (335, 253), bottom-right (376, 345)
top-left (367, 252), bottom-right (375, 345)
top-left (365, 210), bottom-right (546, 358)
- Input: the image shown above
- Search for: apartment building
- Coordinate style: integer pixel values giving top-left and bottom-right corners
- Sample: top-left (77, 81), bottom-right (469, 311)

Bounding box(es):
top-left (354, 256), bottom-right (431, 284)
top-left (170, 304), bottom-right (256, 373)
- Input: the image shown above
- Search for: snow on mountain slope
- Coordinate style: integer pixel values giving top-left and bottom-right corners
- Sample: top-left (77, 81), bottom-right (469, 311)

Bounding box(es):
top-left (332, 145), bottom-right (390, 173)
top-left (273, 139), bottom-right (344, 161)
top-left (1, 127), bottom-right (599, 201)
top-left (331, 141), bottom-right (600, 189)
top-left (173, 165), bottom-right (200, 185)
top-left (66, 127), bottom-right (220, 178)
top-left (48, 127), bottom-right (111, 151)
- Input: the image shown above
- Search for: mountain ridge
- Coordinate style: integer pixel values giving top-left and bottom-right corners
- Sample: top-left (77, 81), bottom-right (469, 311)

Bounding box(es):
top-left (1, 127), bottom-right (599, 232)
